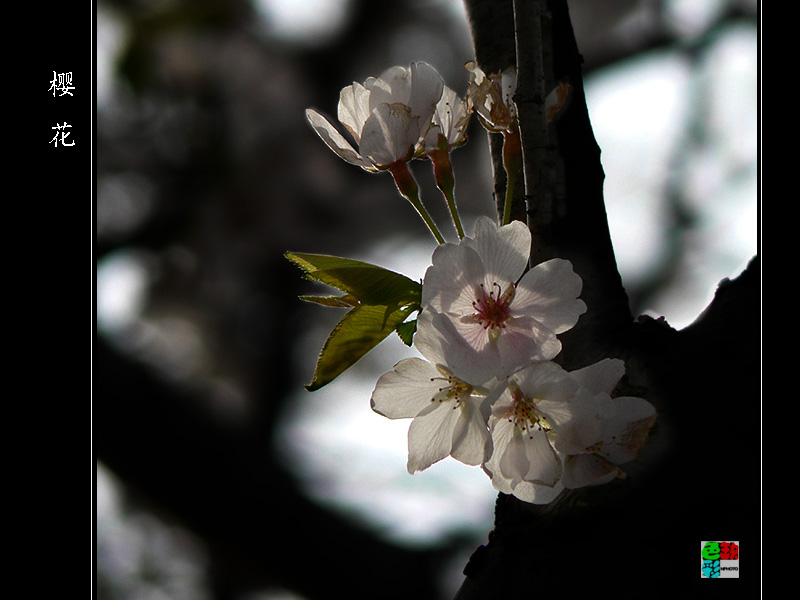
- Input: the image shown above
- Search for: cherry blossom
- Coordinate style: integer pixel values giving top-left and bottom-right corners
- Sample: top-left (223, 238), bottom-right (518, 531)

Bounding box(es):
top-left (484, 359), bottom-right (656, 503)
top-left (305, 61), bottom-right (444, 171)
top-left (370, 357), bottom-right (499, 474)
top-left (560, 359), bottom-right (657, 489)
top-left (417, 85), bottom-right (472, 239)
top-left (419, 85), bottom-right (471, 155)
top-left (306, 61), bottom-right (447, 242)
top-left (415, 216), bottom-right (586, 383)
top-left (483, 361), bottom-right (604, 504)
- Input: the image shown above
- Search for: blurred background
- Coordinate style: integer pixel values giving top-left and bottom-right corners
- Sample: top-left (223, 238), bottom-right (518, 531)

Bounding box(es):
top-left (94, 0), bottom-right (758, 599)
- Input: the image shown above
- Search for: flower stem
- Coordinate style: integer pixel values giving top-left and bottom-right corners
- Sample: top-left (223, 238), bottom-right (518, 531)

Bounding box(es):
top-left (501, 127), bottom-right (522, 225)
top-left (430, 149), bottom-right (465, 239)
top-left (389, 162), bottom-right (446, 244)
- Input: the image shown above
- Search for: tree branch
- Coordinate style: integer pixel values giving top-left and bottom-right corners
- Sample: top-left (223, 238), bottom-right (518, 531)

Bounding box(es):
top-left (455, 2), bottom-right (760, 598)
top-left (535, 0), bottom-right (634, 368)
top-left (512, 0), bottom-right (555, 256)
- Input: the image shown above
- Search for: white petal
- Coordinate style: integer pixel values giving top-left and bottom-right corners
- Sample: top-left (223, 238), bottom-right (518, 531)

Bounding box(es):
top-left (596, 396), bottom-right (657, 464)
top-left (370, 358), bottom-right (443, 419)
top-left (485, 468), bottom-right (515, 496)
top-left (522, 429), bottom-right (561, 486)
top-left (477, 379), bottom-right (507, 420)
top-left (408, 61), bottom-right (444, 122)
top-left (487, 388), bottom-right (565, 504)
top-left (406, 400), bottom-right (461, 473)
top-left (569, 358), bottom-right (626, 396)
top-left (434, 86), bottom-right (470, 146)
top-left (490, 407), bottom-right (560, 486)
top-left (497, 426), bottom-right (560, 487)
top-left (369, 65), bottom-right (412, 111)
top-left (488, 381), bottom-right (516, 419)
top-left (562, 454), bottom-right (622, 489)
top-left (609, 395), bottom-right (656, 423)
top-left (414, 310), bottom-right (499, 386)
top-left (462, 217), bottom-right (531, 287)
top-left (510, 478), bottom-right (564, 504)
top-left (421, 123), bottom-right (444, 155)
top-left (305, 108), bottom-right (373, 169)
top-left (496, 315), bottom-right (562, 369)
top-left (421, 242), bottom-right (485, 315)
top-left (486, 415), bottom-right (518, 474)
top-left (482, 453), bottom-right (515, 495)
top-left (422, 89), bottom-right (471, 153)
top-left (359, 103), bottom-right (419, 167)
top-left (541, 389), bottom-right (604, 455)
top-left (451, 313), bottom-right (494, 354)
top-left (513, 258), bottom-right (587, 334)
top-left (498, 430), bottom-right (530, 483)
top-left (410, 309), bottom-right (449, 366)
top-left (513, 361), bottom-right (576, 401)
top-left (449, 399), bottom-right (491, 466)
top-left (337, 82), bottom-right (372, 143)
top-left (430, 88), bottom-right (457, 139)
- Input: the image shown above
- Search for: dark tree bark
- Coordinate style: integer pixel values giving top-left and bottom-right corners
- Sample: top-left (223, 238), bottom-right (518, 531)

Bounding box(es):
top-left (455, 1), bottom-right (760, 598)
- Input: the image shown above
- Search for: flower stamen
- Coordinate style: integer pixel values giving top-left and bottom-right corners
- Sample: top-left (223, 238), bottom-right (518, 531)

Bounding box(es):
top-left (504, 382), bottom-right (552, 439)
top-left (471, 281), bottom-right (515, 340)
top-left (429, 367), bottom-right (473, 408)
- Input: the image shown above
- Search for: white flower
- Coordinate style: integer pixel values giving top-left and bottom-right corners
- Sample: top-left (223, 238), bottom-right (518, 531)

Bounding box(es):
top-left (483, 361), bottom-right (604, 504)
top-left (371, 278), bottom-right (505, 473)
top-left (415, 216), bottom-right (586, 382)
top-left (305, 62), bottom-right (444, 171)
top-left (370, 351), bottom-right (500, 474)
top-left (560, 359), bottom-right (657, 489)
top-left (370, 359), bottom-right (495, 474)
top-left (484, 359), bottom-right (657, 504)
top-left (416, 84), bottom-right (472, 239)
top-left (419, 85), bottom-right (471, 155)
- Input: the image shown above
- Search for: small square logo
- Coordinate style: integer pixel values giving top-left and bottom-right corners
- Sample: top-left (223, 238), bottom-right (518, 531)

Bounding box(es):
top-left (700, 541), bottom-right (739, 578)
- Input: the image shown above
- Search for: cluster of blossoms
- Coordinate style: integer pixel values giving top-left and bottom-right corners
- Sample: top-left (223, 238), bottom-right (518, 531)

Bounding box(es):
top-left (300, 61), bottom-right (656, 504)
top-left (371, 217), bottom-right (656, 503)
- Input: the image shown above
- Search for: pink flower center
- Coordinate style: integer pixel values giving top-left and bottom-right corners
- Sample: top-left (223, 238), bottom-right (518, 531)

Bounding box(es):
top-left (472, 281), bottom-right (515, 334)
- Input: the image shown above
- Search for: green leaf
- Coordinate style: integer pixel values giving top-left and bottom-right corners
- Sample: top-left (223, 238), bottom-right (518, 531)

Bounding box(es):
top-left (305, 302), bottom-right (416, 391)
top-left (395, 318), bottom-right (417, 346)
top-left (286, 251), bottom-right (426, 390)
top-left (298, 294), bottom-right (360, 308)
top-left (285, 252), bottom-right (421, 306)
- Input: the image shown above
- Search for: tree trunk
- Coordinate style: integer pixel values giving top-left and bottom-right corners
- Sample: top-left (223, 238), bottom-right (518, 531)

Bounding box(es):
top-left (455, 1), bottom-right (760, 597)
